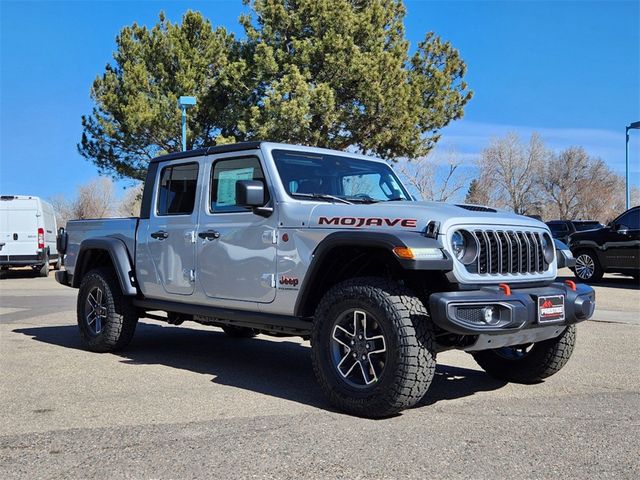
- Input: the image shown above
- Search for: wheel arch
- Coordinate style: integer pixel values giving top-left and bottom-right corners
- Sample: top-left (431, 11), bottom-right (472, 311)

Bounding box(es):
top-left (294, 231), bottom-right (448, 318)
top-left (72, 238), bottom-right (137, 296)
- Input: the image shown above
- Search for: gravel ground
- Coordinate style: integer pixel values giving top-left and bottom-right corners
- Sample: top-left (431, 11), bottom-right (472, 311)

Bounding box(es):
top-left (1, 269), bottom-right (638, 479)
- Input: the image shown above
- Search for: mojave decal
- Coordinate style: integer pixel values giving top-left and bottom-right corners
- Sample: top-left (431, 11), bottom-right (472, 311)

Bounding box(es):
top-left (318, 216), bottom-right (418, 228)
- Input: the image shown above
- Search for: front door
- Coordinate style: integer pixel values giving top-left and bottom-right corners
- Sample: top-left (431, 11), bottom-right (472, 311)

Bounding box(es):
top-left (196, 154), bottom-right (277, 304)
top-left (604, 207), bottom-right (640, 269)
top-left (145, 161), bottom-right (200, 296)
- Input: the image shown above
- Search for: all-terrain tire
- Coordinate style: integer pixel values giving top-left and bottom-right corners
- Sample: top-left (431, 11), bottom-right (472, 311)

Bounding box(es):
top-left (222, 325), bottom-right (257, 338)
top-left (77, 267), bottom-right (138, 352)
top-left (311, 277), bottom-right (436, 418)
top-left (573, 250), bottom-right (603, 282)
top-left (472, 325), bottom-right (576, 383)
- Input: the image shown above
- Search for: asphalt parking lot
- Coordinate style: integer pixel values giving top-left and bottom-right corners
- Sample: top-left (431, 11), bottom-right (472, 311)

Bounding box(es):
top-left (1, 268), bottom-right (639, 479)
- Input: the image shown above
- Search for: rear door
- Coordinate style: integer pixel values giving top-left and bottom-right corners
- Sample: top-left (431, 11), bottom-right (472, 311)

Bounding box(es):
top-left (0, 198), bottom-right (39, 258)
top-left (143, 160), bottom-right (201, 296)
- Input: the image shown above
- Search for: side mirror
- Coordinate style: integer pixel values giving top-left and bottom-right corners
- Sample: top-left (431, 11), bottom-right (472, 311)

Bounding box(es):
top-left (236, 180), bottom-right (265, 207)
top-left (56, 227), bottom-right (68, 254)
top-left (235, 180), bottom-right (273, 217)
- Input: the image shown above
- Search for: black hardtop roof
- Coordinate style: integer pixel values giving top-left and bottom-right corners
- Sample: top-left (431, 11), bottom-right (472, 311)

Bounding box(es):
top-left (150, 141), bottom-right (262, 164)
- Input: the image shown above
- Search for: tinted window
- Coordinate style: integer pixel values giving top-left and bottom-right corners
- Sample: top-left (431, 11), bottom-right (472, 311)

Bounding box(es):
top-left (573, 222), bottom-right (602, 231)
top-left (210, 157), bottom-right (268, 213)
top-left (548, 223), bottom-right (569, 234)
top-left (157, 163), bottom-right (199, 216)
top-left (616, 209), bottom-right (640, 229)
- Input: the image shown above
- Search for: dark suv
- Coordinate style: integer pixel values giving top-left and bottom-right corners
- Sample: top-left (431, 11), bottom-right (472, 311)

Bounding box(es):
top-left (568, 206), bottom-right (640, 282)
top-left (546, 220), bottom-right (604, 244)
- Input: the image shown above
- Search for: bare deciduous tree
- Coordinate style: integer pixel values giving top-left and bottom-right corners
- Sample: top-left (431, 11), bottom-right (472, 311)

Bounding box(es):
top-left (397, 149), bottom-right (470, 202)
top-left (573, 160), bottom-right (625, 223)
top-left (49, 194), bottom-right (74, 229)
top-left (72, 177), bottom-right (116, 219)
top-left (117, 184), bottom-right (144, 217)
top-left (477, 133), bottom-right (547, 215)
top-left (541, 148), bottom-right (625, 222)
top-left (49, 178), bottom-right (118, 226)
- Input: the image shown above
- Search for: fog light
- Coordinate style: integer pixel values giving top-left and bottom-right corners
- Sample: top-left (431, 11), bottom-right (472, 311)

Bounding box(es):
top-left (482, 306), bottom-right (500, 325)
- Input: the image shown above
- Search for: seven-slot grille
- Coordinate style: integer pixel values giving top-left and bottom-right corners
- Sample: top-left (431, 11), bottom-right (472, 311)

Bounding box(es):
top-left (471, 230), bottom-right (549, 275)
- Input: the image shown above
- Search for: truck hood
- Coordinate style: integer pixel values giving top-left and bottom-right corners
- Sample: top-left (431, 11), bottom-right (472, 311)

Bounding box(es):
top-left (306, 201), bottom-right (548, 233)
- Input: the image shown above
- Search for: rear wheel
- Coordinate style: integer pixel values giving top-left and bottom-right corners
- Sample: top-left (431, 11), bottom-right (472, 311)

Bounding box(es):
top-left (54, 256), bottom-right (62, 271)
top-left (77, 268), bottom-right (138, 352)
top-left (37, 253), bottom-right (49, 277)
top-left (573, 250), bottom-right (602, 282)
top-left (311, 277), bottom-right (436, 418)
top-left (472, 325), bottom-right (576, 383)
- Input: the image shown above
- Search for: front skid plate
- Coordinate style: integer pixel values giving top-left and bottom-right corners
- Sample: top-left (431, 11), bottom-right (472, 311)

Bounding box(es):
top-left (463, 324), bottom-right (567, 352)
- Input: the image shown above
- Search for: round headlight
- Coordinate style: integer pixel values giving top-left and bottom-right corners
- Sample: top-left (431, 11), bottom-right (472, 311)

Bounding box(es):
top-left (451, 231), bottom-right (466, 260)
top-left (541, 233), bottom-right (555, 263)
top-left (451, 230), bottom-right (479, 265)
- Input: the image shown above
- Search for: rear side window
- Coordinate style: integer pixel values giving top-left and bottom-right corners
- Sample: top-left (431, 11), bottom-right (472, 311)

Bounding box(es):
top-left (548, 223), bottom-right (568, 234)
top-left (157, 163), bottom-right (199, 216)
top-left (210, 156), bottom-right (268, 213)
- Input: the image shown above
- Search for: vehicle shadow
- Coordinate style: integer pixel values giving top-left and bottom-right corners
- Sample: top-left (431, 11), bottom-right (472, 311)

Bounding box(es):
top-left (13, 322), bottom-right (507, 413)
top-left (0, 268), bottom-right (43, 280)
top-left (556, 273), bottom-right (640, 290)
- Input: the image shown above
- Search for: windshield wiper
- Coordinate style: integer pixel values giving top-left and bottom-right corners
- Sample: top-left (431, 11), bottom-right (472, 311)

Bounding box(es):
top-left (291, 193), bottom-right (353, 205)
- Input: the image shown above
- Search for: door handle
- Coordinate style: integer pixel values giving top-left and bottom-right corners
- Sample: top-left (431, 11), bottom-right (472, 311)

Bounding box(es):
top-left (198, 230), bottom-right (220, 241)
top-left (151, 230), bottom-right (169, 240)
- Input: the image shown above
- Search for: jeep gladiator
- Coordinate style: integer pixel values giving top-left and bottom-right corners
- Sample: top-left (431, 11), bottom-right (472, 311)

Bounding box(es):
top-left (56, 141), bottom-right (594, 417)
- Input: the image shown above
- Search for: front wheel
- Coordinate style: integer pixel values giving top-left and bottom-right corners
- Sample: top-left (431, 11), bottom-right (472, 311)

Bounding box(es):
top-left (77, 268), bottom-right (138, 352)
top-left (311, 277), bottom-right (436, 418)
top-left (472, 325), bottom-right (576, 383)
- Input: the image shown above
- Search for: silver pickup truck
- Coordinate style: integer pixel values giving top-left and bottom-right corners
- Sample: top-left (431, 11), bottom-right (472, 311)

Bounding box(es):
top-left (56, 141), bottom-right (594, 417)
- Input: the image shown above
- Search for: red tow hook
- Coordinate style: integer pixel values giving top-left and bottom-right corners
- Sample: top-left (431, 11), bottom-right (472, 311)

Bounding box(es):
top-left (565, 280), bottom-right (577, 291)
top-left (498, 283), bottom-right (511, 296)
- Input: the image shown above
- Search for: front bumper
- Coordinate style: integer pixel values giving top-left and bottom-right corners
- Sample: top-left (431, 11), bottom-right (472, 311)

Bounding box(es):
top-left (430, 282), bottom-right (595, 350)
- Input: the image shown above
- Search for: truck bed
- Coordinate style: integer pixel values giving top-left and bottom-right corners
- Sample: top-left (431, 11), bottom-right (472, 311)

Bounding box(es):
top-left (64, 218), bottom-right (139, 276)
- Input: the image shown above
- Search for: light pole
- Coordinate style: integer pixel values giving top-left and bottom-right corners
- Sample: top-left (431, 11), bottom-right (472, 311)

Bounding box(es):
top-left (625, 121), bottom-right (640, 209)
top-left (178, 96), bottom-right (197, 152)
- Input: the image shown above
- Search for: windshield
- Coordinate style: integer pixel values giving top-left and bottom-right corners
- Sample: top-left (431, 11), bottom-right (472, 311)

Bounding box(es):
top-left (574, 222), bottom-right (602, 231)
top-left (272, 149), bottom-right (412, 203)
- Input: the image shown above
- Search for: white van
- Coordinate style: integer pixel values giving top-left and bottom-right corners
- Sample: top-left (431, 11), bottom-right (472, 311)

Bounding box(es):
top-left (0, 195), bottom-right (61, 277)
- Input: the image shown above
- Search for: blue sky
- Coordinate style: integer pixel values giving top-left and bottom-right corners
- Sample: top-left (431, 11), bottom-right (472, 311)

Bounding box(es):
top-left (1, 0), bottom-right (639, 201)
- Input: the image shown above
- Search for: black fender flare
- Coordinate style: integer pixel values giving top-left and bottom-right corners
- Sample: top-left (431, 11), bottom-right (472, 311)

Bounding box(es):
top-left (72, 237), bottom-right (137, 296)
top-left (293, 231), bottom-right (452, 317)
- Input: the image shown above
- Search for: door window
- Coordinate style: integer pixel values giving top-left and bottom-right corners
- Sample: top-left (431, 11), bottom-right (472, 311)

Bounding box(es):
top-left (156, 163), bottom-right (199, 216)
top-left (616, 209), bottom-right (640, 230)
top-left (210, 157), bottom-right (268, 213)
